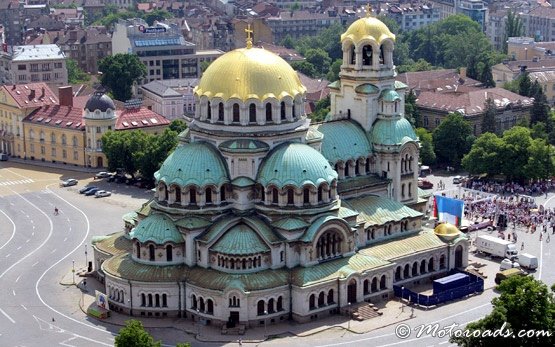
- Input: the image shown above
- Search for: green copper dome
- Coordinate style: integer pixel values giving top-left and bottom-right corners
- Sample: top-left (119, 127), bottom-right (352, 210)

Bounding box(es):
top-left (130, 214), bottom-right (183, 245)
top-left (371, 118), bottom-right (417, 146)
top-left (155, 142), bottom-right (230, 187)
top-left (380, 89), bottom-right (401, 102)
top-left (211, 224), bottom-right (270, 255)
top-left (318, 120), bottom-right (372, 164)
top-left (257, 142), bottom-right (337, 188)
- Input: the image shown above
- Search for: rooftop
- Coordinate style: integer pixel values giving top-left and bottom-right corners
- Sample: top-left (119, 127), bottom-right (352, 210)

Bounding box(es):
top-left (24, 105), bottom-right (85, 130)
top-left (1, 83), bottom-right (59, 108)
top-left (12, 44), bottom-right (65, 61)
top-left (115, 107), bottom-right (170, 130)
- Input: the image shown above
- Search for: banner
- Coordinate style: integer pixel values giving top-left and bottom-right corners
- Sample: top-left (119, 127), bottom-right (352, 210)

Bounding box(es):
top-left (434, 195), bottom-right (464, 226)
top-left (95, 290), bottom-right (109, 311)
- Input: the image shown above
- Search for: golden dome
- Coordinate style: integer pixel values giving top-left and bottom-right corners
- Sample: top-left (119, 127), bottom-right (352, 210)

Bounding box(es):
top-left (194, 47), bottom-right (306, 102)
top-left (341, 17), bottom-right (396, 45)
top-left (434, 223), bottom-right (462, 238)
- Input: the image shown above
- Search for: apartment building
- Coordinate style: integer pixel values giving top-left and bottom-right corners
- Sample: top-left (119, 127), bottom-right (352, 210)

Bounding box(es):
top-left (264, 10), bottom-right (342, 44)
top-left (52, 27), bottom-right (112, 74)
top-left (140, 78), bottom-right (198, 119)
top-left (11, 44), bottom-right (67, 88)
top-left (386, 3), bottom-right (441, 32)
top-left (522, 5), bottom-right (555, 42)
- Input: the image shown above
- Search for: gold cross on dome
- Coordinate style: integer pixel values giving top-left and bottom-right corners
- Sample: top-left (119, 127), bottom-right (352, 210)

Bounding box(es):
top-left (245, 23), bottom-right (253, 49)
top-left (366, 3), bottom-right (372, 17)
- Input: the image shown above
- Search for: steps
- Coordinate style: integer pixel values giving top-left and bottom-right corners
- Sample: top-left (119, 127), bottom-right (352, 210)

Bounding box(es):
top-left (350, 303), bottom-right (383, 321)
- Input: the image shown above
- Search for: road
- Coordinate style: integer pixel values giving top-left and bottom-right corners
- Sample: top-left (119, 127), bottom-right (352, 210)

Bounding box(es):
top-left (0, 164), bottom-right (554, 347)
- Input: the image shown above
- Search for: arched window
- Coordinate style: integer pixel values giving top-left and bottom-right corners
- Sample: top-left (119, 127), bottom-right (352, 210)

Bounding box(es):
top-left (257, 300), bottom-right (265, 316)
top-left (395, 266), bottom-right (401, 281)
top-left (292, 104), bottom-right (296, 118)
top-left (218, 102), bottom-right (224, 121)
top-left (51, 132), bottom-right (56, 143)
top-left (363, 279), bottom-right (369, 295)
top-left (265, 103), bottom-right (272, 122)
top-left (440, 254), bottom-right (446, 269)
top-left (162, 294), bottom-right (167, 307)
top-left (189, 187), bottom-right (197, 204)
top-left (362, 45), bottom-right (372, 65)
top-left (191, 294), bottom-right (197, 309)
top-left (380, 275), bottom-right (387, 289)
top-left (199, 297), bottom-right (205, 312)
top-left (155, 294), bottom-right (160, 307)
top-left (287, 188), bottom-right (294, 205)
top-left (61, 134), bottom-right (66, 145)
top-left (355, 160), bottom-right (360, 175)
top-left (141, 293), bottom-right (146, 306)
top-left (327, 289), bottom-right (334, 304)
top-left (371, 277), bottom-right (378, 292)
top-left (344, 161), bottom-right (350, 177)
top-left (72, 136), bottom-right (78, 146)
top-left (148, 294), bottom-right (153, 307)
top-left (403, 264), bottom-right (410, 278)
top-left (317, 185), bottom-right (323, 202)
top-left (412, 262), bottom-right (418, 276)
top-left (166, 245), bottom-right (173, 262)
top-left (309, 294), bottom-right (316, 310)
top-left (149, 244), bottom-right (155, 261)
top-left (207, 299), bottom-right (214, 314)
top-left (379, 45), bottom-right (384, 64)
top-left (350, 45), bottom-right (356, 64)
top-left (280, 101), bottom-right (286, 120)
top-left (268, 298), bottom-right (275, 313)
top-left (207, 101), bottom-right (211, 119)
top-left (316, 229), bottom-right (343, 260)
top-left (136, 242), bottom-right (141, 259)
top-left (420, 259), bottom-right (426, 274)
top-left (303, 187), bottom-right (310, 204)
top-left (175, 186), bottom-right (181, 203)
top-left (272, 187), bottom-right (279, 204)
top-left (277, 296), bottom-right (283, 311)
top-left (232, 103), bottom-right (240, 123)
top-left (318, 292), bottom-right (325, 307)
top-left (206, 187), bottom-right (212, 204)
top-left (428, 257), bottom-right (435, 272)
top-left (220, 186), bottom-right (226, 202)
top-left (249, 103), bottom-right (256, 123)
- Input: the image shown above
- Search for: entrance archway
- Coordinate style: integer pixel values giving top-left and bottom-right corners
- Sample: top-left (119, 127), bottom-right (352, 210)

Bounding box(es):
top-left (455, 245), bottom-right (464, 268)
top-left (347, 279), bottom-right (357, 304)
top-left (97, 156), bottom-right (103, 168)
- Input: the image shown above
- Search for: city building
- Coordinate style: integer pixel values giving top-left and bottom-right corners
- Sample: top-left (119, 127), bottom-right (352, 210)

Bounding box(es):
top-left (111, 19), bottom-right (223, 84)
top-left (522, 5), bottom-right (555, 42)
top-left (140, 79), bottom-right (198, 119)
top-left (92, 14), bottom-right (468, 327)
top-left (262, 10), bottom-right (342, 44)
top-left (386, 2), bottom-right (441, 32)
top-left (11, 44), bottom-right (68, 88)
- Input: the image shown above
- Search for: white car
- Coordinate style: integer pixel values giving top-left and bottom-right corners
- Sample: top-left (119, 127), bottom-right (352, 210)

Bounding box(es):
top-left (95, 190), bottom-right (111, 198)
top-left (500, 258), bottom-right (521, 271)
top-left (452, 175), bottom-right (463, 184)
top-left (95, 171), bottom-right (111, 179)
top-left (60, 178), bottom-right (78, 187)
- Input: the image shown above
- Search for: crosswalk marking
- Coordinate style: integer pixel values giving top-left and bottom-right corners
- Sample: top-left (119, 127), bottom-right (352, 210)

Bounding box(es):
top-left (0, 179), bottom-right (34, 186)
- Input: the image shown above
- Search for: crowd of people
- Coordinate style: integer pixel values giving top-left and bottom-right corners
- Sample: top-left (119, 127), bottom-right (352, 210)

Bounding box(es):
top-left (462, 178), bottom-right (555, 197)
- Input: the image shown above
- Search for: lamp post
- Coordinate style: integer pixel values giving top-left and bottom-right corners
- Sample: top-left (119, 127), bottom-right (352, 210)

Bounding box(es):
top-left (264, 310), bottom-right (268, 337)
top-left (196, 308), bottom-right (201, 338)
top-left (85, 244), bottom-right (88, 271)
top-left (72, 260), bottom-right (75, 285)
top-left (347, 302), bottom-right (351, 330)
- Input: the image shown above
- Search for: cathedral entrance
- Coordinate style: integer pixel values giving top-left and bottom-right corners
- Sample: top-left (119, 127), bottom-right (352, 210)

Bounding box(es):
top-left (227, 311), bottom-right (239, 328)
top-left (347, 279), bottom-right (357, 304)
top-left (455, 245), bottom-right (464, 268)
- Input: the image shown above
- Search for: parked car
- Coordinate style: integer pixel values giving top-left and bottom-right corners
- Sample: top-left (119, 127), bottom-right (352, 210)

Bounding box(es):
top-left (500, 258), bottom-right (521, 271)
top-left (418, 178), bottom-right (434, 189)
top-left (95, 190), bottom-right (111, 198)
top-left (60, 178), bottom-right (78, 187)
top-left (452, 175), bottom-right (463, 184)
top-left (0, 153), bottom-right (8, 161)
top-left (79, 186), bottom-right (98, 194)
top-left (85, 188), bottom-right (100, 196)
top-left (95, 171), bottom-right (111, 179)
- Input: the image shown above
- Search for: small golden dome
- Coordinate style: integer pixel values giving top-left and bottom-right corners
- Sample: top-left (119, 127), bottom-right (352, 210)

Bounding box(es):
top-left (194, 47), bottom-right (306, 102)
top-left (341, 17), bottom-right (396, 45)
top-left (434, 223), bottom-right (462, 237)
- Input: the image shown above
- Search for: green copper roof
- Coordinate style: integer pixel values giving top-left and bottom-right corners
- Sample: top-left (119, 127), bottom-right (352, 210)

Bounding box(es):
top-left (371, 118), bottom-right (417, 146)
top-left (135, 200), bottom-right (153, 217)
top-left (272, 217), bottom-right (309, 231)
top-left (219, 139), bottom-right (269, 153)
top-left (122, 211), bottom-right (138, 225)
top-left (342, 195), bottom-right (422, 227)
top-left (103, 253), bottom-right (187, 282)
top-left (211, 224), bottom-right (270, 255)
top-left (186, 267), bottom-right (289, 292)
top-left (130, 214), bottom-right (184, 245)
top-left (306, 126), bottom-right (324, 142)
top-left (174, 216), bottom-right (212, 230)
top-left (355, 83), bottom-right (379, 94)
top-left (300, 215), bottom-right (351, 242)
top-left (231, 176), bottom-right (256, 187)
top-left (360, 231), bottom-right (445, 261)
top-left (337, 174), bottom-right (388, 194)
top-left (154, 142), bottom-right (230, 187)
top-left (394, 80), bottom-right (408, 89)
top-left (328, 80), bottom-right (341, 89)
top-left (380, 89), bottom-right (401, 102)
top-left (257, 142), bottom-right (337, 188)
top-left (92, 231), bottom-right (131, 256)
top-left (292, 253), bottom-right (391, 287)
top-left (318, 120), bottom-right (372, 164)
top-left (197, 216), bottom-right (283, 245)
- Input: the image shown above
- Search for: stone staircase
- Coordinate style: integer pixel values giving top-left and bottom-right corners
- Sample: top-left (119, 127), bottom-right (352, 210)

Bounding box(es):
top-left (351, 302), bottom-right (383, 321)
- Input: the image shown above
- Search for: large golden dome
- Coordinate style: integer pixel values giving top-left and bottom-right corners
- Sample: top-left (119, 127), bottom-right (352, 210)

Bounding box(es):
top-left (194, 47), bottom-right (306, 102)
top-left (341, 17), bottom-right (395, 45)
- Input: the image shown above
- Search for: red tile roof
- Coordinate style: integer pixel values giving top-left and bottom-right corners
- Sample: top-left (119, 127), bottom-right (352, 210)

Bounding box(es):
top-left (24, 105), bottom-right (85, 130)
top-left (1, 83), bottom-right (59, 108)
top-left (115, 107), bottom-right (170, 130)
top-left (397, 69), bottom-right (482, 93)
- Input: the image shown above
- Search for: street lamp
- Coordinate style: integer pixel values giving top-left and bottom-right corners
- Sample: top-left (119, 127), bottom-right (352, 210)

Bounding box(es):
top-left (85, 244), bottom-right (88, 271)
top-left (72, 260), bottom-right (75, 284)
top-left (347, 302), bottom-right (351, 330)
top-left (264, 310), bottom-right (268, 336)
top-left (196, 309), bottom-right (201, 338)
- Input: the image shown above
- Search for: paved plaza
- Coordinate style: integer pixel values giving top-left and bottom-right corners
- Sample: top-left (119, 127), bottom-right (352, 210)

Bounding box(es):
top-left (1, 162), bottom-right (554, 347)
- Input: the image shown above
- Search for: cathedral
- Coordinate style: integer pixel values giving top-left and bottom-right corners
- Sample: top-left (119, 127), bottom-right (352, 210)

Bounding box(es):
top-left (92, 15), bottom-right (468, 327)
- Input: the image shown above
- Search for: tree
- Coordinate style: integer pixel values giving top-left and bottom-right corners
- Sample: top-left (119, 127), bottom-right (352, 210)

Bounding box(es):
top-left (115, 319), bottom-right (162, 347)
top-left (518, 71), bottom-right (532, 97)
top-left (504, 10), bottom-right (524, 53)
top-left (143, 9), bottom-right (173, 26)
top-left (524, 138), bottom-right (555, 180)
top-left (66, 59), bottom-right (90, 84)
top-left (310, 96), bottom-right (330, 122)
top-left (432, 112), bottom-right (473, 168)
top-left (478, 58), bottom-right (495, 87)
top-left (281, 35), bottom-right (295, 49)
top-left (481, 98), bottom-right (497, 134)
top-left (415, 128), bottom-right (436, 165)
top-left (304, 48), bottom-right (331, 77)
top-left (98, 54), bottom-right (146, 101)
top-left (326, 59), bottom-right (342, 82)
top-left (499, 126), bottom-right (533, 181)
top-left (135, 129), bottom-right (179, 181)
top-left (530, 81), bottom-right (550, 126)
top-left (462, 132), bottom-right (504, 176)
top-left (169, 119), bottom-right (187, 134)
top-left (200, 60), bottom-right (211, 73)
top-left (291, 61), bottom-right (316, 77)
top-left (405, 90), bottom-right (421, 126)
top-left (451, 276), bottom-right (555, 347)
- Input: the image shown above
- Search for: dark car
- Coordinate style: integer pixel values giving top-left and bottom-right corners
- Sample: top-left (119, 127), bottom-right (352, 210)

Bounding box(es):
top-left (85, 188), bottom-right (100, 196)
top-left (418, 179), bottom-right (434, 189)
top-left (79, 186), bottom-right (98, 194)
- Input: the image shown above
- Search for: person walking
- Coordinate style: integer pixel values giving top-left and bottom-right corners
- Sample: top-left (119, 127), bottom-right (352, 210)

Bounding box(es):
top-left (54, 207), bottom-right (59, 215)
top-left (521, 242), bottom-right (525, 250)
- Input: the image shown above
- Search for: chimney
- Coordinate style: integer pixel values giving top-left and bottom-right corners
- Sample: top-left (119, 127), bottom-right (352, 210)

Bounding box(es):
top-left (41, 87), bottom-right (45, 98)
top-left (29, 89), bottom-right (35, 100)
top-left (58, 86), bottom-right (73, 107)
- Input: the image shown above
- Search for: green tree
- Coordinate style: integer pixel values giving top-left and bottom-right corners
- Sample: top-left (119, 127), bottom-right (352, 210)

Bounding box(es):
top-left (281, 35), bottom-right (295, 49)
top-left (524, 138), bottom-right (555, 180)
top-left (305, 48), bottom-right (331, 76)
top-left (115, 319), bottom-right (162, 347)
top-left (531, 121), bottom-right (548, 140)
top-left (530, 81), bottom-right (550, 126)
top-left (451, 276), bottom-right (555, 347)
top-left (291, 61), bottom-right (316, 77)
top-left (481, 98), bottom-right (497, 134)
top-left (478, 58), bottom-right (495, 87)
top-left (499, 126), bottom-right (533, 180)
top-left (98, 54), bottom-right (146, 101)
top-left (310, 96), bottom-right (330, 122)
top-left (169, 119), bottom-right (187, 134)
top-left (415, 128), bottom-right (436, 165)
top-left (432, 112), bottom-right (473, 168)
top-left (135, 129), bottom-right (179, 181)
top-left (326, 59), bottom-right (342, 82)
top-left (518, 71), bottom-right (532, 97)
top-left (200, 60), bottom-right (212, 73)
top-left (101, 131), bottom-right (147, 175)
top-left (405, 90), bottom-right (421, 126)
top-left (144, 9), bottom-right (173, 26)
top-left (66, 59), bottom-right (90, 84)
top-left (504, 10), bottom-right (524, 53)
top-left (462, 132), bottom-right (504, 176)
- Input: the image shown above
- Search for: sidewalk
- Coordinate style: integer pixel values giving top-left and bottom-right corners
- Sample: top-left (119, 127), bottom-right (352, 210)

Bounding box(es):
top-left (7, 156), bottom-right (98, 174)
